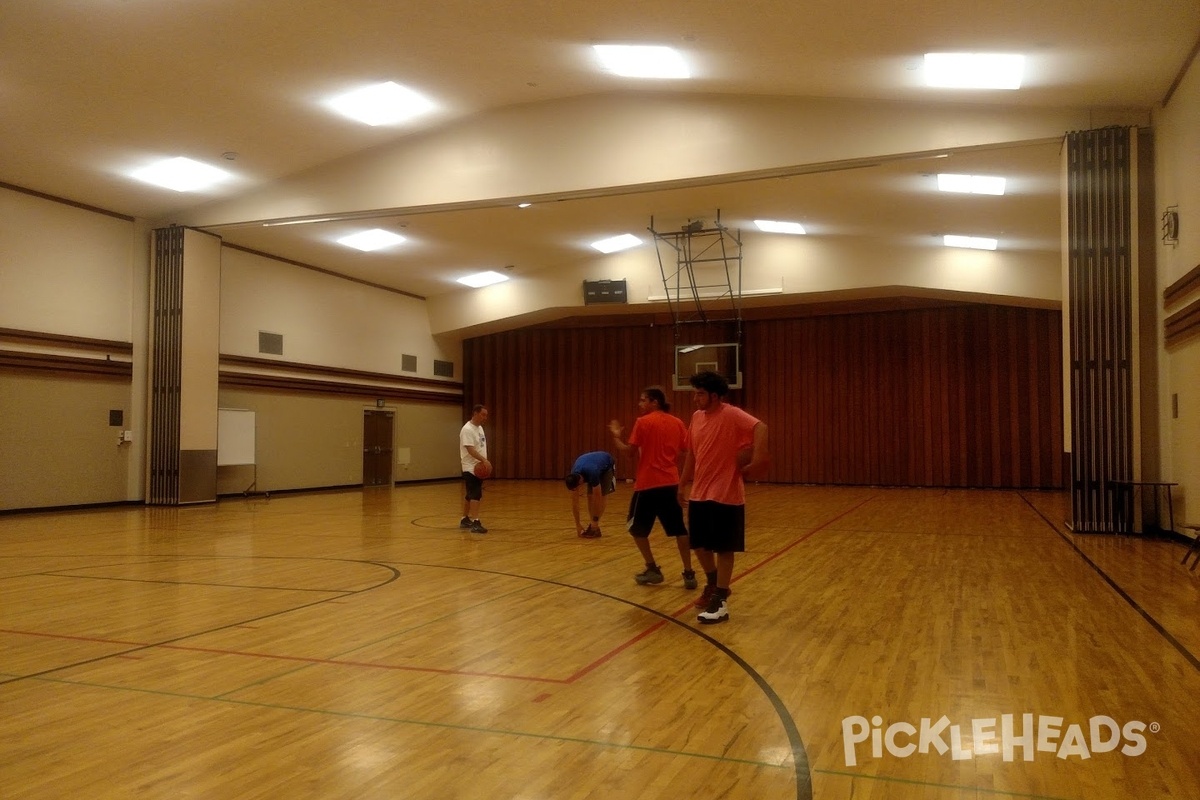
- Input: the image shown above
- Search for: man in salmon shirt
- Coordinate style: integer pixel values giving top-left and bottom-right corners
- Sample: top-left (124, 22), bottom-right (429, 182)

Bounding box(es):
top-left (679, 371), bottom-right (768, 624)
top-left (609, 386), bottom-right (696, 588)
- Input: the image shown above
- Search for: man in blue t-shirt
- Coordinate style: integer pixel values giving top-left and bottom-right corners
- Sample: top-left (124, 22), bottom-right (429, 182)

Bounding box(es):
top-left (565, 450), bottom-right (616, 538)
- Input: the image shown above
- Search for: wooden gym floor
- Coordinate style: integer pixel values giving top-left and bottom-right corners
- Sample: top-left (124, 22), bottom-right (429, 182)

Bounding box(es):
top-left (1, 482), bottom-right (1198, 799)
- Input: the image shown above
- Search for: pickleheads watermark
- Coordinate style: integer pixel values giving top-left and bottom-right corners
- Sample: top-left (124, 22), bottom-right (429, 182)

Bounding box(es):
top-left (842, 714), bottom-right (1154, 767)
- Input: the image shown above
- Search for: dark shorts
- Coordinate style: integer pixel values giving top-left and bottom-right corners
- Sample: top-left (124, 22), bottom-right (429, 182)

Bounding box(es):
top-left (589, 466), bottom-right (617, 496)
top-left (462, 471), bottom-right (484, 501)
top-left (627, 486), bottom-right (688, 538)
top-left (687, 500), bottom-right (745, 553)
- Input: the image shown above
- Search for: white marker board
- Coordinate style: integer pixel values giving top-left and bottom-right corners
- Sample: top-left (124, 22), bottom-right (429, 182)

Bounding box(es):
top-left (217, 408), bottom-right (256, 466)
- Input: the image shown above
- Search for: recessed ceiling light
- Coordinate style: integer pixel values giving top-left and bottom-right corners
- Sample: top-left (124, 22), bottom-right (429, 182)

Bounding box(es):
top-left (937, 174), bottom-right (1007, 195)
top-left (593, 45), bottom-right (689, 79)
top-left (131, 157), bottom-right (229, 192)
top-left (943, 234), bottom-right (998, 250)
top-left (328, 81), bottom-right (434, 126)
top-left (337, 229), bottom-right (406, 252)
top-left (591, 233), bottom-right (642, 253)
top-left (924, 53), bottom-right (1024, 89)
top-left (457, 270), bottom-right (510, 288)
top-left (754, 219), bottom-right (806, 235)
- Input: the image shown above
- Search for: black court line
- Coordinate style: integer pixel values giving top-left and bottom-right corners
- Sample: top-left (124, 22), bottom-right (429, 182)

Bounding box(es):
top-left (5, 550), bottom-right (809, 798)
top-left (1020, 493), bottom-right (1200, 674)
top-left (0, 556), bottom-right (401, 687)
top-left (398, 562), bottom-right (813, 800)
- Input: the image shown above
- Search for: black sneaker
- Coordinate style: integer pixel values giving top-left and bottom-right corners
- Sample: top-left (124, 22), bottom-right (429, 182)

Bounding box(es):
top-left (469, 520), bottom-right (488, 534)
top-left (459, 517), bottom-right (472, 529)
top-left (634, 566), bottom-right (664, 585)
top-left (682, 570), bottom-right (698, 590)
top-left (697, 592), bottom-right (729, 624)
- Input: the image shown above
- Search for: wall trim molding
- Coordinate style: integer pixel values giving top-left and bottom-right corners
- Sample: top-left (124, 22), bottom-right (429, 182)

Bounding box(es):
top-left (1164, 262), bottom-right (1200, 309)
top-left (219, 369), bottom-right (461, 403)
top-left (1165, 297), bottom-right (1200, 347)
top-left (0, 348), bottom-right (132, 377)
top-left (0, 327), bottom-right (133, 354)
top-left (220, 354), bottom-right (461, 391)
top-left (221, 242), bottom-right (425, 300)
top-left (0, 180), bottom-right (136, 222)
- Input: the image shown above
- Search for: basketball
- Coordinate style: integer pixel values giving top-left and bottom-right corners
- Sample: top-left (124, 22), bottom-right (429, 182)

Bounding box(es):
top-left (473, 461), bottom-right (492, 479)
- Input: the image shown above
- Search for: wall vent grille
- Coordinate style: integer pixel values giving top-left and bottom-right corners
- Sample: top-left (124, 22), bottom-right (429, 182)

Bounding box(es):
top-left (258, 331), bottom-right (283, 355)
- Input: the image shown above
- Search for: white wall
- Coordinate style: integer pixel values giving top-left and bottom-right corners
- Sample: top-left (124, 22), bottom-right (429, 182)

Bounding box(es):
top-left (428, 229), bottom-right (1063, 337)
top-left (0, 189), bottom-right (136, 341)
top-left (0, 187), bottom-right (148, 509)
top-left (1153, 54), bottom-right (1200, 527)
top-left (220, 246), bottom-right (461, 380)
top-left (0, 186), bottom-right (464, 509)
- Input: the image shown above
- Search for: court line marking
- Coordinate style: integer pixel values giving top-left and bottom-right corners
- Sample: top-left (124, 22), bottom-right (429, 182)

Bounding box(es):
top-left (2, 492), bottom-right (1092, 800)
top-left (815, 767), bottom-right (1074, 800)
top-left (1020, 493), bottom-right (1200, 673)
top-left (24, 674), bottom-right (794, 772)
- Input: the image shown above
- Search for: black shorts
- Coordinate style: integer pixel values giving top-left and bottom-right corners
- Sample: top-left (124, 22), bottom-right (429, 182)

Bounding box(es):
top-left (462, 471), bottom-right (484, 501)
top-left (626, 486), bottom-right (687, 538)
top-left (687, 500), bottom-right (745, 553)
top-left (592, 466), bottom-right (617, 496)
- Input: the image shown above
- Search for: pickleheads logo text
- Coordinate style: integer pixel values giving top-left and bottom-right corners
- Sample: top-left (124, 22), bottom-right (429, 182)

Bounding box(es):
top-left (842, 714), bottom-right (1152, 766)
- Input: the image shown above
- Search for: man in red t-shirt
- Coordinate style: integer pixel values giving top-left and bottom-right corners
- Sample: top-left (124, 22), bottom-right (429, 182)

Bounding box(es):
top-left (609, 386), bottom-right (696, 588)
top-left (679, 371), bottom-right (768, 624)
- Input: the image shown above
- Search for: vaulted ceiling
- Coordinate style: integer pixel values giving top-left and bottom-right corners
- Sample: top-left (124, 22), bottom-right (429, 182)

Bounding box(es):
top-left (3, 1), bottom-right (1197, 309)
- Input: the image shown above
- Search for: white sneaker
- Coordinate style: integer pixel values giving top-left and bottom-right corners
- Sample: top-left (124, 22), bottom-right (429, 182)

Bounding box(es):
top-left (697, 594), bottom-right (729, 624)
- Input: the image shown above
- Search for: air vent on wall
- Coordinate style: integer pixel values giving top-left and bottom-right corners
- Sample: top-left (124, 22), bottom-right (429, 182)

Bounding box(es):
top-left (433, 359), bottom-right (454, 378)
top-left (401, 354), bottom-right (417, 372)
top-left (258, 331), bottom-right (283, 355)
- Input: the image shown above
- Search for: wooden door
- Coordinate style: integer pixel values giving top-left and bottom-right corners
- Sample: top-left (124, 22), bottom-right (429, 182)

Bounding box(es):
top-left (362, 409), bottom-right (394, 486)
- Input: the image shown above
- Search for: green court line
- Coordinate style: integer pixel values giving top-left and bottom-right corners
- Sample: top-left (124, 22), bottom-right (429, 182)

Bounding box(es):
top-left (216, 553), bottom-right (638, 697)
top-left (13, 675), bottom-right (1082, 800)
top-left (28, 673), bottom-right (789, 771)
top-left (214, 579), bottom-right (555, 697)
top-left (814, 767), bottom-right (1075, 800)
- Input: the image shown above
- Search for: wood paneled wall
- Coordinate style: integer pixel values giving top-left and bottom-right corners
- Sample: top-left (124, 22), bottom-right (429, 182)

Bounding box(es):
top-left (464, 304), bottom-right (1064, 489)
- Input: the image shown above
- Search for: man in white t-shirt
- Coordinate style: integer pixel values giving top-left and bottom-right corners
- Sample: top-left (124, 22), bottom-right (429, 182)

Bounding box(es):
top-left (459, 404), bottom-right (491, 533)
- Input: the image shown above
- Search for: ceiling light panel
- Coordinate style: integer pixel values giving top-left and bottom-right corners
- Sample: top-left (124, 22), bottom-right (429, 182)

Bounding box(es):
top-left (593, 45), bottom-right (689, 79)
top-left (937, 174), bottom-right (1007, 195)
top-left (943, 234), bottom-right (998, 250)
top-left (131, 157), bottom-right (229, 192)
top-left (328, 81), bottom-right (434, 126)
top-left (924, 53), bottom-right (1024, 89)
top-left (337, 229), bottom-right (406, 251)
top-left (754, 219), bottom-right (806, 234)
top-left (591, 233), bottom-right (642, 253)
top-left (457, 271), bottom-right (509, 288)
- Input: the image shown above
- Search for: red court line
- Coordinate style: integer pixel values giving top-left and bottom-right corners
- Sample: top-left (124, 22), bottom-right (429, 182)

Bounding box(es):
top-left (667, 492), bottom-right (880, 617)
top-left (561, 493), bottom-right (883, 680)
top-left (4, 500), bottom-right (877, 690)
top-left (731, 493), bottom-right (880, 582)
top-left (0, 628), bottom-right (568, 685)
top-left (563, 619), bottom-right (670, 683)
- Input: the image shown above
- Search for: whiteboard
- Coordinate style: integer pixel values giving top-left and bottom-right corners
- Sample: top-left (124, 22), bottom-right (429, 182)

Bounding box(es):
top-left (217, 408), bottom-right (256, 466)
